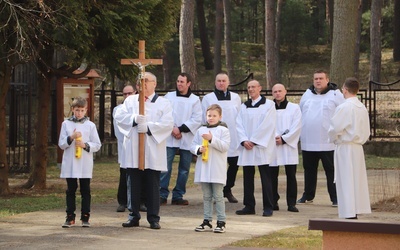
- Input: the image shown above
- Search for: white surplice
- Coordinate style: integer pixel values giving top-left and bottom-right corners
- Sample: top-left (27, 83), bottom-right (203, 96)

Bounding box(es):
top-left (190, 124), bottom-right (230, 185)
top-left (201, 91), bottom-right (241, 157)
top-left (328, 96), bottom-right (371, 218)
top-left (270, 102), bottom-right (302, 166)
top-left (58, 119), bottom-right (102, 178)
top-left (114, 94), bottom-right (174, 171)
top-left (164, 91), bottom-right (202, 150)
top-left (300, 88), bottom-right (345, 151)
top-left (113, 104), bottom-right (127, 168)
top-left (236, 97), bottom-right (276, 166)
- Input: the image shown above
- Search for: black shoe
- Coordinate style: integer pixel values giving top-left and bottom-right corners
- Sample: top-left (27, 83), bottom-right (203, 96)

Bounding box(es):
top-left (345, 215), bottom-right (358, 219)
top-left (273, 203), bottom-right (279, 211)
top-left (171, 199), bottom-right (189, 205)
top-left (224, 192), bottom-right (238, 203)
top-left (150, 222), bottom-right (161, 229)
top-left (195, 219), bottom-right (213, 232)
top-left (80, 214), bottom-right (90, 227)
top-left (116, 204), bottom-right (126, 212)
top-left (297, 197), bottom-right (313, 204)
top-left (122, 219), bottom-right (139, 227)
top-left (288, 206), bottom-right (299, 212)
top-left (213, 221), bottom-right (226, 233)
top-left (139, 203), bottom-right (147, 212)
top-left (62, 214), bottom-right (76, 228)
top-left (235, 207), bottom-right (255, 215)
top-left (160, 197), bottom-right (167, 206)
top-left (262, 209), bottom-right (273, 217)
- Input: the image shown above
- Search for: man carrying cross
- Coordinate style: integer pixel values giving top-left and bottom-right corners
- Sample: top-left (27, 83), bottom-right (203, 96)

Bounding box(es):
top-left (114, 72), bottom-right (174, 229)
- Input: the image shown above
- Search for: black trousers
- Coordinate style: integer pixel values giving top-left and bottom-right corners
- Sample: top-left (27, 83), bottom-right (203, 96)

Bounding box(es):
top-left (243, 165), bottom-right (273, 211)
top-left (117, 168), bottom-right (127, 206)
top-left (270, 165), bottom-right (297, 207)
top-left (301, 150), bottom-right (337, 202)
top-left (65, 178), bottom-right (91, 217)
top-left (223, 156), bottom-right (239, 194)
top-left (127, 168), bottom-right (160, 223)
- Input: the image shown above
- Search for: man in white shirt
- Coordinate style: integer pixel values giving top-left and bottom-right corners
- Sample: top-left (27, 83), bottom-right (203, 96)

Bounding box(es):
top-left (235, 80), bottom-right (276, 216)
top-left (298, 70), bottom-right (345, 207)
top-left (328, 77), bottom-right (371, 219)
top-left (269, 83), bottom-right (302, 213)
top-left (160, 73), bottom-right (202, 205)
top-left (202, 72), bottom-right (242, 203)
top-left (113, 85), bottom-right (135, 212)
top-left (115, 72), bottom-right (174, 229)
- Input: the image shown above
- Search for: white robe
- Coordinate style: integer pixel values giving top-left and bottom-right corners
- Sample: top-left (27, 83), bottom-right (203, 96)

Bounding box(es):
top-left (58, 119), bottom-right (102, 178)
top-left (190, 125), bottom-right (230, 185)
top-left (236, 98), bottom-right (276, 166)
top-left (328, 97), bottom-right (371, 218)
top-left (114, 94), bottom-right (174, 171)
top-left (113, 104), bottom-right (126, 168)
top-left (165, 91), bottom-right (202, 150)
top-left (300, 88), bottom-right (344, 151)
top-left (270, 102), bottom-right (302, 166)
top-left (201, 91), bottom-right (241, 157)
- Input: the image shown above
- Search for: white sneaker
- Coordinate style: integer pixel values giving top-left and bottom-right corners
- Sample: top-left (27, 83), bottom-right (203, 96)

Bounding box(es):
top-left (213, 221), bottom-right (226, 233)
top-left (195, 219), bottom-right (212, 232)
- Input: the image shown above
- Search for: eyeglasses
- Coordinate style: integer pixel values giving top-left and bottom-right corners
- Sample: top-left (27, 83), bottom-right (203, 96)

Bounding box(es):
top-left (123, 92), bottom-right (134, 96)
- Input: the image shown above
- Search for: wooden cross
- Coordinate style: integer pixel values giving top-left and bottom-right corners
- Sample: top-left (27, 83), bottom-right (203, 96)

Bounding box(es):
top-left (121, 40), bottom-right (163, 170)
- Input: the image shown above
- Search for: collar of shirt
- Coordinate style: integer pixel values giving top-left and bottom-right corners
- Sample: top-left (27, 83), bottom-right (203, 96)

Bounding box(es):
top-left (251, 96), bottom-right (262, 106)
top-left (67, 116), bottom-right (88, 123)
top-left (146, 93), bottom-right (155, 102)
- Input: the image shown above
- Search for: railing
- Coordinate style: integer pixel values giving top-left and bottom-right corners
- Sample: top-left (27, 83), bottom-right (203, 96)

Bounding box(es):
top-left (369, 79), bottom-right (400, 138)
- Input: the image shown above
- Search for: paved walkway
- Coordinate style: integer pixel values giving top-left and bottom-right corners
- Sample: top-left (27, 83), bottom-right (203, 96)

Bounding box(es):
top-left (0, 170), bottom-right (399, 249)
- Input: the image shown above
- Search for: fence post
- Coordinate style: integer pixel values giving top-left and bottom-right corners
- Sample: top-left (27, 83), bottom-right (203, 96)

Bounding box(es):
top-left (99, 82), bottom-right (105, 141)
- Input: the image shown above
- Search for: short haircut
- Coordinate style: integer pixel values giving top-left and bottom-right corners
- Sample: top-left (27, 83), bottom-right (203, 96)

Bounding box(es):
top-left (215, 71), bottom-right (228, 78)
top-left (314, 70), bottom-right (329, 78)
top-left (145, 72), bottom-right (157, 82)
top-left (207, 104), bottom-right (222, 116)
top-left (71, 97), bottom-right (87, 108)
top-left (179, 72), bottom-right (192, 83)
top-left (343, 77), bottom-right (360, 94)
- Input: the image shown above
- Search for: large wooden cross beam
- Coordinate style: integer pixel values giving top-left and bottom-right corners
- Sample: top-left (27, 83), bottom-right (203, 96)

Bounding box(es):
top-left (121, 40), bottom-right (163, 170)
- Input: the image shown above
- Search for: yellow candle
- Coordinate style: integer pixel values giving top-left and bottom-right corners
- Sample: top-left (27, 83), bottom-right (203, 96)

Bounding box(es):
top-left (202, 139), bottom-right (208, 162)
top-left (75, 137), bottom-right (82, 158)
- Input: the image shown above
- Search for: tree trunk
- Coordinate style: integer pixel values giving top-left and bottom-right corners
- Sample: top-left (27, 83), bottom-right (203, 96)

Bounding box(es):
top-left (214, 0), bottom-right (224, 76)
top-left (354, 0), bottom-right (363, 78)
top-left (265, 0), bottom-right (278, 89)
top-left (275, 0), bottom-right (284, 83)
top-left (326, 0), bottom-right (334, 44)
top-left (393, 0), bottom-right (400, 61)
top-left (23, 73), bottom-right (50, 189)
top-left (223, 0), bottom-right (235, 82)
top-left (0, 62), bottom-right (11, 195)
top-left (330, 0), bottom-right (359, 85)
top-left (23, 48), bottom-right (55, 190)
top-left (369, 0), bottom-right (382, 83)
top-left (196, 0), bottom-right (214, 70)
top-left (180, 0), bottom-right (198, 88)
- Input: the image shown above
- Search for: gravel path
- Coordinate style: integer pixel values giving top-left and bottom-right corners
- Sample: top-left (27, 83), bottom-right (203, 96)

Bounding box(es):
top-left (1, 170), bottom-right (399, 250)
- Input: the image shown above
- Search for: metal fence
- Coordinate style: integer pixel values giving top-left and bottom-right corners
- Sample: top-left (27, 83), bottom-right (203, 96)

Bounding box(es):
top-left (369, 79), bottom-right (400, 138)
top-left (6, 83), bottom-right (33, 173)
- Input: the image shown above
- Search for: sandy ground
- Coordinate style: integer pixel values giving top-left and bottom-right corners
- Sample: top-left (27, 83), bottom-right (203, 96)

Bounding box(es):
top-left (0, 170), bottom-right (399, 250)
